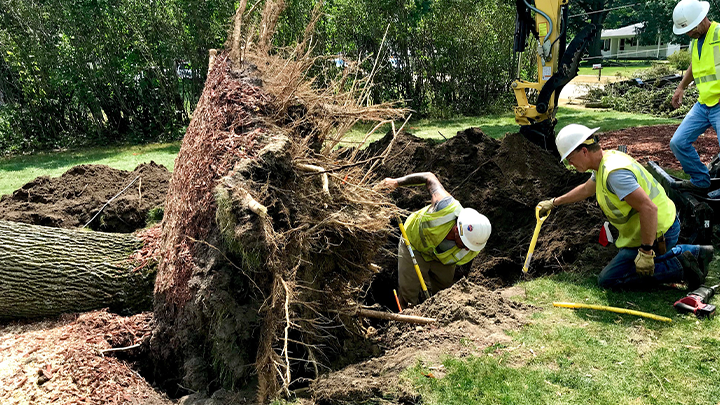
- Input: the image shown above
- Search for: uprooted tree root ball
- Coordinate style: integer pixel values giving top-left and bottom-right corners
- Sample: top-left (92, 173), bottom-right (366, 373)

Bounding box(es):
top-left (151, 2), bottom-right (407, 402)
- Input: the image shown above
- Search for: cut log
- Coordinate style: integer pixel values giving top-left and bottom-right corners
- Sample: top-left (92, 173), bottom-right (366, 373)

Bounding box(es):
top-left (0, 220), bottom-right (156, 320)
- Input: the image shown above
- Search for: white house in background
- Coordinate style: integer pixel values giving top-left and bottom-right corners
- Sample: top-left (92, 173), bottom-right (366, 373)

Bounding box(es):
top-left (600, 22), bottom-right (683, 59)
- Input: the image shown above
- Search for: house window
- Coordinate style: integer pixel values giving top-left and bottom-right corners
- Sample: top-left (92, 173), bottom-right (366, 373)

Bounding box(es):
top-left (603, 39), bottom-right (611, 51)
top-left (620, 38), bottom-right (625, 51)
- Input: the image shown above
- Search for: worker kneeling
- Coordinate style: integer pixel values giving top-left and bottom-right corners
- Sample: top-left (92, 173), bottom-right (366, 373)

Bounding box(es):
top-left (377, 172), bottom-right (491, 307)
top-left (539, 124), bottom-right (713, 290)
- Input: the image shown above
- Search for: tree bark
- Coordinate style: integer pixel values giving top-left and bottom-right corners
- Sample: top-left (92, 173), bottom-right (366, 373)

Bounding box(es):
top-left (0, 220), bottom-right (156, 320)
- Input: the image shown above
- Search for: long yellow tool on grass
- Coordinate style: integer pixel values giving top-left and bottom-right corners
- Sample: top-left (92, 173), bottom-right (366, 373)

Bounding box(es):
top-left (523, 204), bottom-right (551, 274)
top-left (553, 302), bottom-right (672, 323)
top-left (396, 215), bottom-right (431, 300)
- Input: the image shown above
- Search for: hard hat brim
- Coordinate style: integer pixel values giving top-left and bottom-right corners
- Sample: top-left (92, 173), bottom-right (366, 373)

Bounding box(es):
top-left (674, 2), bottom-right (710, 35)
top-left (558, 127), bottom-right (600, 162)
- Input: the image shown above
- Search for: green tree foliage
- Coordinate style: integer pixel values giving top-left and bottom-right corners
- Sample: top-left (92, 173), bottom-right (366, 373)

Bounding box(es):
top-left (0, 0), bottom-right (237, 153)
top-left (0, 0), bottom-right (525, 152)
top-left (325, 0), bottom-right (516, 117)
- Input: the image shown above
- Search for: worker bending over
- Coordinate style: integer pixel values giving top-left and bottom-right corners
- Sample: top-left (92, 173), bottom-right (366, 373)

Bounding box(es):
top-left (538, 124), bottom-right (713, 290)
top-left (377, 172), bottom-right (491, 307)
top-left (670, 0), bottom-right (719, 191)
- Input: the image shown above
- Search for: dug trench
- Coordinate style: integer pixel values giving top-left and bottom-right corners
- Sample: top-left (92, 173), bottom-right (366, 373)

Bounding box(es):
top-left (0, 126), bottom-right (631, 403)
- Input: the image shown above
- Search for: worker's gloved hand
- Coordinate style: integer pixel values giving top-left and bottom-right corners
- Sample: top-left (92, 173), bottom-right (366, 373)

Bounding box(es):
top-left (537, 199), bottom-right (555, 217)
top-left (634, 249), bottom-right (656, 277)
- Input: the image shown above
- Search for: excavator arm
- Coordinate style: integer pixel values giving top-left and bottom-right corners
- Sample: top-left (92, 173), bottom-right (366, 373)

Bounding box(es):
top-left (513, 0), bottom-right (597, 153)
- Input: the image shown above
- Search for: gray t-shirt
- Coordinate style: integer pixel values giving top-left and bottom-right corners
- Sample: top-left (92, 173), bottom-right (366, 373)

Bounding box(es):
top-left (591, 169), bottom-right (640, 200)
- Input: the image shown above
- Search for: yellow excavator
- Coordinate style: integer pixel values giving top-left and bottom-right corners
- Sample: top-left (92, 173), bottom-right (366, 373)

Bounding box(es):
top-left (513, 0), bottom-right (597, 153)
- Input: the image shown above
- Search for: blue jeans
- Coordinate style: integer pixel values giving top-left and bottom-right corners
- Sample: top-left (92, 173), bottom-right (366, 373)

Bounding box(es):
top-left (598, 218), bottom-right (700, 289)
top-left (669, 102), bottom-right (720, 188)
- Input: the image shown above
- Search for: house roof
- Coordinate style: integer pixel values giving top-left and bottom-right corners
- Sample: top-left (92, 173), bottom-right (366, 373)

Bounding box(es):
top-left (601, 22), bottom-right (644, 39)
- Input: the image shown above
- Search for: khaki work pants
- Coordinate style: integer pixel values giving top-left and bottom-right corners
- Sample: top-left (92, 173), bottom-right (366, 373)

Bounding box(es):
top-left (397, 240), bottom-right (455, 306)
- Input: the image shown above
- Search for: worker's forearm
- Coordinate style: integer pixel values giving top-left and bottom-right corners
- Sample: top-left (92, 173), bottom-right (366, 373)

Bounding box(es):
top-left (553, 180), bottom-right (595, 207)
top-left (393, 172), bottom-right (433, 187)
top-left (678, 63), bottom-right (694, 90)
top-left (638, 205), bottom-right (658, 247)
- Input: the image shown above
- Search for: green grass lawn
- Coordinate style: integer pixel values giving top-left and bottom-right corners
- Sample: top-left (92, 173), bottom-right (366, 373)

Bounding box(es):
top-left (0, 142), bottom-right (180, 196)
top-left (343, 106), bottom-right (678, 147)
top-left (577, 61), bottom-right (661, 77)
top-left (0, 108), bottom-right (678, 196)
top-left (406, 266), bottom-right (720, 404)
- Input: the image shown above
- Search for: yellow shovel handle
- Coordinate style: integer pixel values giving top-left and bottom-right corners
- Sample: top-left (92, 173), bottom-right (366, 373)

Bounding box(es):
top-left (553, 302), bottom-right (672, 323)
top-left (396, 215), bottom-right (431, 299)
top-left (523, 205), bottom-right (550, 274)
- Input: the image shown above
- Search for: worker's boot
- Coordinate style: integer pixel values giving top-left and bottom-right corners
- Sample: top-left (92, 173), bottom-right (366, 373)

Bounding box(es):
top-left (678, 251), bottom-right (707, 290)
top-left (673, 180), bottom-right (710, 194)
top-left (698, 245), bottom-right (715, 276)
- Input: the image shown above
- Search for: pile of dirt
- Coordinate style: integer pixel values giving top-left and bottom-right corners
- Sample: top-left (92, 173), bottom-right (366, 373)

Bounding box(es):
top-left (0, 162), bottom-right (170, 233)
top-left (362, 128), bottom-right (606, 306)
top-left (311, 280), bottom-right (536, 403)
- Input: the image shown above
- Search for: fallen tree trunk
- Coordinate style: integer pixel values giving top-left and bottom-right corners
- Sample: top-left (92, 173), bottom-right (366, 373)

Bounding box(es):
top-left (0, 220), bottom-right (156, 320)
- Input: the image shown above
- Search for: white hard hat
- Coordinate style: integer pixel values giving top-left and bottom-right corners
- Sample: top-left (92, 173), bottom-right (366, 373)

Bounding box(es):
top-left (673, 0), bottom-right (710, 35)
top-left (457, 208), bottom-right (491, 252)
top-left (556, 124), bottom-right (600, 162)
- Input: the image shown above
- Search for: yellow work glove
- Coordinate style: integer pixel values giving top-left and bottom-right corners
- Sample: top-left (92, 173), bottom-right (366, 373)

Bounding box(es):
top-left (634, 249), bottom-right (656, 277)
top-left (538, 198), bottom-right (555, 217)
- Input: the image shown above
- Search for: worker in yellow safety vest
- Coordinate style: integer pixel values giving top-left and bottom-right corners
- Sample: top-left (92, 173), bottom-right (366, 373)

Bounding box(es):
top-left (670, 0), bottom-right (720, 192)
top-left (538, 124), bottom-right (713, 290)
top-left (377, 172), bottom-right (491, 307)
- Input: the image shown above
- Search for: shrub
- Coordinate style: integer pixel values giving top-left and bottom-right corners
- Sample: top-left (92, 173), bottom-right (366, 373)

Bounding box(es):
top-left (668, 50), bottom-right (691, 71)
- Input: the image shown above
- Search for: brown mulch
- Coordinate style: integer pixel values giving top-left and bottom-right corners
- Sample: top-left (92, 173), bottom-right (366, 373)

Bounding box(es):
top-left (0, 311), bottom-right (170, 405)
top-left (600, 124), bottom-right (719, 170)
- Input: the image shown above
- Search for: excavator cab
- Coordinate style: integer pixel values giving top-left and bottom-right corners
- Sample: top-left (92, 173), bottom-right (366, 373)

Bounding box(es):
top-left (513, 0), bottom-right (597, 154)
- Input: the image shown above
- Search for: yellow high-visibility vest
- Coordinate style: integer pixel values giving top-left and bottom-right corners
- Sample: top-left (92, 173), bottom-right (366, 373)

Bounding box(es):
top-left (405, 200), bottom-right (480, 265)
top-left (596, 151), bottom-right (676, 248)
top-left (692, 21), bottom-right (720, 106)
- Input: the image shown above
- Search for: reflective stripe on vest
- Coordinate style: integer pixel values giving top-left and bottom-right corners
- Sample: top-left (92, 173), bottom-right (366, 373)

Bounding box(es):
top-left (596, 151), bottom-right (676, 248)
top-left (692, 22), bottom-right (720, 106)
top-left (404, 200), bottom-right (479, 265)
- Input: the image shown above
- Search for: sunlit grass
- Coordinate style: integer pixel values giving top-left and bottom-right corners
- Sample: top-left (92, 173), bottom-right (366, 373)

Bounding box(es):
top-left (407, 263), bottom-right (720, 404)
top-left (342, 107), bottom-right (678, 147)
top-left (0, 108), bottom-right (680, 197)
top-left (0, 142), bottom-right (180, 196)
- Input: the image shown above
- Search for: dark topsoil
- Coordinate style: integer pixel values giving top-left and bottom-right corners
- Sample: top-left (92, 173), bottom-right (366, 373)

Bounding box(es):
top-left (0, 162), bottom-right (170, 232)
top-left (0, 123), bottom-right (711, 404)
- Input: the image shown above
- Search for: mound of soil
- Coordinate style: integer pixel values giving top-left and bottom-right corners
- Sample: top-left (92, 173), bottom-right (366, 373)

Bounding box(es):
top-left (311, 280), bottom-right (536, 403)
top-left (363, 128), bottom-right (604, 299)
top-left (0, 163), bottom-right (170, 233)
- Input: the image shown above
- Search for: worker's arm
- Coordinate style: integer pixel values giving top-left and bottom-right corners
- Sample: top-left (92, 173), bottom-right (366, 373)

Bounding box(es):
top-left (672, 62), bottom-right (693, 109)
top-left (552, 178), bottom-right (596, 207)
top-left (622, 187), bottom-right (658, 251)
top-left (377, 172), bottom-right (451, 205)
top-left (537, 178), bottom-right (595, 216)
